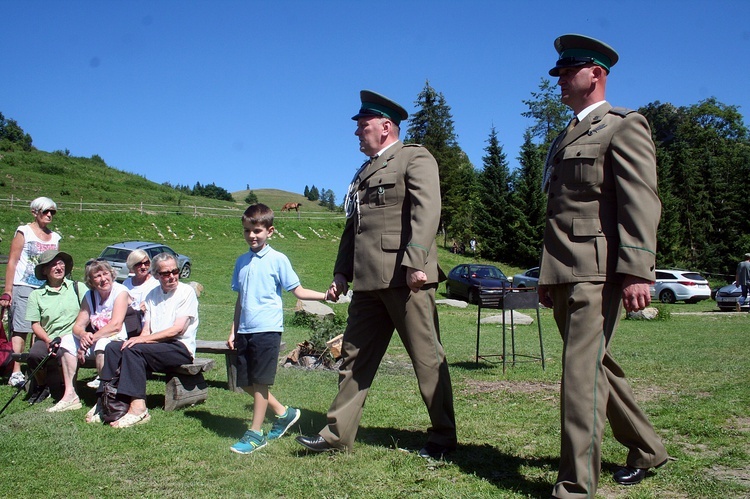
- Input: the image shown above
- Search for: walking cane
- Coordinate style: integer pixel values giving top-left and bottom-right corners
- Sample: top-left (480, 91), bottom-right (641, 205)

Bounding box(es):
top-left (0, 336), bottom-right (62, 417)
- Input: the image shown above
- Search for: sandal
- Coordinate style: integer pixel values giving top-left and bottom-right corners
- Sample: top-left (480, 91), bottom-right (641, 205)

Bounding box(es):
top-left (111, 411), bottom-right (151, 428)
top-left (85, 403), bottom-right (102, 424)
top-left (47, 398), bottom-right (82, 413)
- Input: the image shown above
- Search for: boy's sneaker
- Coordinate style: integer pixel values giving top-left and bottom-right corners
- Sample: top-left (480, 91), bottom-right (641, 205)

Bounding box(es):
top-left (230, 429), bottom-right (267, 454)
top-left (86, 376), bottom-right (101, 389)
top-left (8, 371), bottom-right (26, 388)
top-left (268, 407), bottom-right (301, 440)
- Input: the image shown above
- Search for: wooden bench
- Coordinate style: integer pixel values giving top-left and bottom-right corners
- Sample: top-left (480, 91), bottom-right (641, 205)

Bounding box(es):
top-left (194, 339), bottom-right (286, 393)
top-left (195, 340), bottom-right (242, 393)
top-left (11, 352), bottom-right (215, 412)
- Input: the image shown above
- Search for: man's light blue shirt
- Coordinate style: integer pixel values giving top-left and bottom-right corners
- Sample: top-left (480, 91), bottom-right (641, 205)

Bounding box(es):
top-left (231, 244), bottom-right (300, 334)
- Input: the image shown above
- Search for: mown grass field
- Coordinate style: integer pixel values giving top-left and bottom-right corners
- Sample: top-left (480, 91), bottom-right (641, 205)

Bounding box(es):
top-left (1, 206), bottom-right (749, 498)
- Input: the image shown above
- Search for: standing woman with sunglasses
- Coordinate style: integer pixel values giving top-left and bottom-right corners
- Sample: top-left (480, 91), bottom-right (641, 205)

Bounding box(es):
top-left (1, 197), bottom-right (61, 388)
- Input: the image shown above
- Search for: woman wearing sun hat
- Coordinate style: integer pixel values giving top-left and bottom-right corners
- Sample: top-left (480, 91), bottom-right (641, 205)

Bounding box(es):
top-left (24, 249), bottom-right (83, 405)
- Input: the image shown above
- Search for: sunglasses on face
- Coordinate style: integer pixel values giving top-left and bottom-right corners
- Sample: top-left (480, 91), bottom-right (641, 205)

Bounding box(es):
top-left (42, 209), bottom-right (57, 216)
top-left (158, 269), bottom-right (180, 277)
top-left (135, 260), bottom-right (151, 267)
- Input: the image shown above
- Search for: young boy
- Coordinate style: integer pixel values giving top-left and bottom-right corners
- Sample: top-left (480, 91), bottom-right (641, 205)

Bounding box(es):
top-left (228, 203), bottom-right (334, 454)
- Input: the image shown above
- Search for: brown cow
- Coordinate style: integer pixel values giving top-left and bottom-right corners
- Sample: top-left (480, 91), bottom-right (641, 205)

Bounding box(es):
top-left (281, 202), bottom-right (302, 212)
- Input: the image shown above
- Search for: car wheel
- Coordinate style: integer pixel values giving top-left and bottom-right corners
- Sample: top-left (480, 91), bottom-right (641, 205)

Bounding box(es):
top-left (180, 263), bottom-right (191, 279)
top-left (468, 288), bottom-right (479, 305)
top-left (516, 284), bottom-right (525, 288)
top-left (659, 289), bottom-right (676, 304)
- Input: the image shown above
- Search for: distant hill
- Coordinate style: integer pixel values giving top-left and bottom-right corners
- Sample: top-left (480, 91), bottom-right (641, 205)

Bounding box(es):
top-left (0, 147), bottom-right (330, 214)
top-left (231, 188), bottom-right (331, 213)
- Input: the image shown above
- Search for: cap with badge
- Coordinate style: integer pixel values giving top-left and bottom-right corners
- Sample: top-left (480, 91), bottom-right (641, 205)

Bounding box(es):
top-left (549, 34), bottom-right (619, 77)
top-left (34, 249), bottom-right (74, 281)
top-left (351, 90), bottom-right (408, 126)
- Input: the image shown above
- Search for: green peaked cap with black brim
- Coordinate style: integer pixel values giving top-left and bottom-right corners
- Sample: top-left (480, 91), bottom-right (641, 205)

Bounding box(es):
top-left (351, 90), bottom-right (408, 125)
top-left (549, 34), bottom-right (619, 76)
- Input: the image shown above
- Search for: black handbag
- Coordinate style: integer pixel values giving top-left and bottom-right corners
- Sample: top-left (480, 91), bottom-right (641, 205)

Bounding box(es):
top-left (100, 371), bottom-right (130, 424)
top-left (123, 307), bottom-right (144, 338)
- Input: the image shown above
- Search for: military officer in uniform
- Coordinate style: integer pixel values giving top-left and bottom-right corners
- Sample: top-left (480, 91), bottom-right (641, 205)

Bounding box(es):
top-left (296, 90), bottom-right (457, 459)
top-left (537, 35), bottom-right (669, 498)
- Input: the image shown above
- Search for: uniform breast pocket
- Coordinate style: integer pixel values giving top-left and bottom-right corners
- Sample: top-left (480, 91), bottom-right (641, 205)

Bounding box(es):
top-left (366, 172), bottom-right (399, 208)
top-left (562, 143), bottom-right (601, 187)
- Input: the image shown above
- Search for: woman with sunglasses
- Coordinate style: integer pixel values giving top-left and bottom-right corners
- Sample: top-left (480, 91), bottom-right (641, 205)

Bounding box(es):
top-left (122, 250), bottom-right (159, 316)
top-left (1, 196), bottom-right (61, 388)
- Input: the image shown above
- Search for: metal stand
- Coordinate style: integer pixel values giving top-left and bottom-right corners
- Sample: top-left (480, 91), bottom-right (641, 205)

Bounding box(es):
top-left (475, 287), bottom-right (545, 372)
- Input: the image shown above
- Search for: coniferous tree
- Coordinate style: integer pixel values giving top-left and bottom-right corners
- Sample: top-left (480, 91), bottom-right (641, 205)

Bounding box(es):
top-left (244, 191), bottom-right (258, 205)
top-left (511, 130), bottom-right (547, 266)
top-left (405, 81), bottom-right (475, 244)
top-left (511, 79), bottom-right (571, 267)
top-left (474, 126), bottom-right (515, 261)
top-left (522, 78), bottom-right (571, 145)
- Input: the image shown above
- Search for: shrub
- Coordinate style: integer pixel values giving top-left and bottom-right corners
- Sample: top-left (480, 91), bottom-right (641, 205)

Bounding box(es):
top-left (291, 313), bottom-right (346, 352)
top-left (653, 303), bottom-right (671, 321)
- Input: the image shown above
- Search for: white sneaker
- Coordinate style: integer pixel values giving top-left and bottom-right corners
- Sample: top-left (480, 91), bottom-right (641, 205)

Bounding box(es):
top-left (8, 371), bottom-right (26, 388)
top-left (86, 376), bottom-right (100, 389)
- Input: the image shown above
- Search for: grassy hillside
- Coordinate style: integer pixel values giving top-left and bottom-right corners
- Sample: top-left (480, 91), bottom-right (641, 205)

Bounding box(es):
top-left (0, 147), bottom-right (334, 215)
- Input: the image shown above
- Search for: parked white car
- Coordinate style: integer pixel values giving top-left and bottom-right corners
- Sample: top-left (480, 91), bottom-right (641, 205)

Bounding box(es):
top-left (651, 269), bottom-right (710, 304)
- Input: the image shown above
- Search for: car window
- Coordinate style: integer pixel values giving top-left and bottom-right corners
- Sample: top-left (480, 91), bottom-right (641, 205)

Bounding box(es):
top-left (100, 247), bottom-right (129, 263)
top-left (655, 271), bottom-right (675, 280)
top-left (529, 268), bottom-right (539, 278)
top-left (682, 273), bottom-right (705, 281)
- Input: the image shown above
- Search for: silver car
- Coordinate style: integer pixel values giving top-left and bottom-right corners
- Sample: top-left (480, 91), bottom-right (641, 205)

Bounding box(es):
top-left (714, 283), bottom-right (750, 311)
top-left (98, 241), bottom-right (192, 282)
top-left (512, 267), bottom-right (539, 288)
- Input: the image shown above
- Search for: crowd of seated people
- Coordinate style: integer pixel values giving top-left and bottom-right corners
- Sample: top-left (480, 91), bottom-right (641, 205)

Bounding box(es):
top-left (1, 197), bottom-right (200, 428)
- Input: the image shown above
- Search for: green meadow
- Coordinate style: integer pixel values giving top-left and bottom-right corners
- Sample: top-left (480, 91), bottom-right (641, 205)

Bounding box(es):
top-left (0, 204), bottom-right (748, 498)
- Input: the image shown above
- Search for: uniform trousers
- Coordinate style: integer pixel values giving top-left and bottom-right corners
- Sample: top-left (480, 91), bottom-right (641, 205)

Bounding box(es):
top-left (319, 285), bottom-right (456, 451)
top-left (99, 341), bottom-right (191, 400)
top-left (549, 282), bottom-right (667, 498)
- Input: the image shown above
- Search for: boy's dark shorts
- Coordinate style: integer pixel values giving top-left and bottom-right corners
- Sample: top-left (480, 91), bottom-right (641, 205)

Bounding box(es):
top-left (235, 331), bottom-right (282, 387)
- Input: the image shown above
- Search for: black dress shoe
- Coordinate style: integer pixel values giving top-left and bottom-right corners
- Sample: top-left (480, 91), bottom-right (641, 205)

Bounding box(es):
top-left (295, 435), bottom-right (337, 452)
top-left (613, 466), bottom-right (646, 485)
top-left (613, 458), bottom-right (667, 486)
top-left (418, 442), bottom-right (455, 460)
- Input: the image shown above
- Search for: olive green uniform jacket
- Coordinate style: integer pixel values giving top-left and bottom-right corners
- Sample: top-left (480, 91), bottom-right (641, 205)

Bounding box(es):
top-left (334, 141), bottom-right (442, 289)
top-left (539, 102), bottom-right (660, 286)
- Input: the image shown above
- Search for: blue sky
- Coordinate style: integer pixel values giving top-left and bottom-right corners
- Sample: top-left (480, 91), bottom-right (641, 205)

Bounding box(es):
top-left (3, 1), bottom-right (749, 203)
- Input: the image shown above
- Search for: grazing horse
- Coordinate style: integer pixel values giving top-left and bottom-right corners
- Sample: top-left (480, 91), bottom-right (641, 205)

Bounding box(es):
top-left (281, 202), bottom-right (302, 212)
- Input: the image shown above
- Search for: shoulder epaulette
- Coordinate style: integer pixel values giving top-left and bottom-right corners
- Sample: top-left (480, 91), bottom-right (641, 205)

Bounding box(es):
top-left (609, 106), bottom-right (635, 117)
top-left (403, 143), bottom-right (423, 148)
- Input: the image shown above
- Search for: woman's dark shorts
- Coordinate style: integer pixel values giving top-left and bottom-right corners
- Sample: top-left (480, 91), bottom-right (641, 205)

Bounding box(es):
top-left (235, 331), bottom-right (282, 387)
